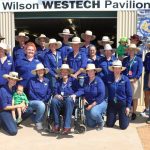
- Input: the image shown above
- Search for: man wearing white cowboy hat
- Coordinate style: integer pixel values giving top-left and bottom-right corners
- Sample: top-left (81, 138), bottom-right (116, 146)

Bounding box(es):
top-left (13, 32), bottom-right (30, 62)
top-left (35, 34), bottom-right (49, 64)
top-left (106, 60), bottom-right (132, 130)
top-left (0, 33), bottom-right (5, 42)
top-left (58, 29), bottom-right (73, 62)
top-left (67, 37), bottom-right (87, 83)
top-left (26, 63), bottom-right (51, 130)
top-left (80, 30), bottom-right (96, 56)
top-left (98, 36), bottom-right (114, 46)
top-left (0, 71), bottom-right (25, 135)
top-left (44, 38), bottom-right (62, 90)
top-left (51, 64), bottom-right (82, 134)
top-left (0, 43), bottom-right (15, 87)
top-left (122, 43), bottom-right (143, 120)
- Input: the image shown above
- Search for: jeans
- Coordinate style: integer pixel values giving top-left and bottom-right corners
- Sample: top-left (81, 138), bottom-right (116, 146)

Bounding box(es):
top-left (29, 100), bottom-right (46, 123)
top-left (106, 100), bottom-right (129, 130)
top-left (51, 96), bottom-right (74, 128)
top-left (0, 111), bottom-right (17, 136)
top-left (85, 100), bottom-right (107, 128)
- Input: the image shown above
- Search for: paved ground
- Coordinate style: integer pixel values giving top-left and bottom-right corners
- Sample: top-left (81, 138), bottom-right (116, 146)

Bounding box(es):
top-left (0, 107), bottom-right (148, 150)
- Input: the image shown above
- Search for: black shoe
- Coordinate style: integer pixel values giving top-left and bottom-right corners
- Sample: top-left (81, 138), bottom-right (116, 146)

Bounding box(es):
top-left (131, 113), bottom-right (137, 120)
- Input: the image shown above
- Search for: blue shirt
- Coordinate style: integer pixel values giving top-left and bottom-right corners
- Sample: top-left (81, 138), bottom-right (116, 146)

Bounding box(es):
top-left (107, 74), bottom-right (132, 108)
top-left (122, 55), bottom-right (143, 79)
top-left (143, 52), bottom-right (150, 73)
top-left (80, 44), bottom-right (93, 56)
top-left (83, 76), bottom-right (105, 105)
top-left (27, 77), bottom-right (51, 103)
top-left (54, 77), bottom-right (82, 97)
top-left (44, 50), bottom-right (62, 77)
top-left (67, 51), bottom-right (87, 75)
top-left (15, 56), bottom-right (41, 87)
top-left (58, 43), bottom-right (73, 61)
top-left (99, 56), bottom-right (117, 83)
top-left (13, 45), bottom-right (25, 62)
top-left (87, 55), bottom-right (102, 68)
top-left (0, 85), bottom-right (15, 110)
top-left (0, 56), bottom-right (15, 86)
top-left (36, 47), bottom-right (49, 64)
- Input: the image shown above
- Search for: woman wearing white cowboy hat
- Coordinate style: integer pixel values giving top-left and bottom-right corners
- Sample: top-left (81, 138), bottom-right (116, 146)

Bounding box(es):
top-left (13, 32), bottom-right (30, 62)
top-left (35, 34), bottom-right (49, 64)
top-left (122, 44), bottom-right (143, 120)
top-left (81, 64), bottom-right (107, 130)
top-left (0, 43), bottom-right (15, 87)
top-left (67, 37), bottom-right (87, 86)
top-left (50, 64), bottom-right (82, 134)
top-left (80, 30), bottom-right (96, 56)
top-left (44, 38), bottom-right (62, 91)
top-left (106, 60), bottom-right (132, 130)
top-left (0, 72), bottom-right (26, 135)
top-left (26, 63), bottom-right (51, 130)
top-left (58, 29), bottom-right (73, 62)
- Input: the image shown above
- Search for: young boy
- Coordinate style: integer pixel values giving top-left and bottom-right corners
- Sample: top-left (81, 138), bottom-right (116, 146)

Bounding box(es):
top-left (12, 85), bottom-right (29, 123)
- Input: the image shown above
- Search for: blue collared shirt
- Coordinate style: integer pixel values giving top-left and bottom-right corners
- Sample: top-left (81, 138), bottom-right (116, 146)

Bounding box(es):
top-left (13, 45), bottom-right (25, 62)
top-left (83, 76), bottom-right (105, 105)
top-left (67, 51), bottom-right (87, 74)
top-left (0, 56), bottom-right (15, 86)
top-left (107, 74), bottom-right (132, 108)
top-left (54, 77), bottom-right (82, 97)
top-left (44, 50), bottom-right (62, 77)
top-left (143, 52), bottom-right (150, 73)
top-left (15, 56), bottom-right (41, 87)
top-left (122, 55), bottom-right (143, 79)
top-left (27, 77), bottom-right (51, 103)
top-left (0, 85), bottom-right (15, 110)
top-left (80, 44), bottom-right (93, 56)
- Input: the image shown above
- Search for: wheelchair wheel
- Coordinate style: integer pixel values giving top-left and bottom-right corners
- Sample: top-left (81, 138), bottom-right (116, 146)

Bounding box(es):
top-left (74, 124), bottom-right (86, 134)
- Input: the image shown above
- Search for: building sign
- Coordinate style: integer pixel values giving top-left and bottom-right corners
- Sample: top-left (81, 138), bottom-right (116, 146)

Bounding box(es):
top-left (0, 0), bottom-right (150, 12)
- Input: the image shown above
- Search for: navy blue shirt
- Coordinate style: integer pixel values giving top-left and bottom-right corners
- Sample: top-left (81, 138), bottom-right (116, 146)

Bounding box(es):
top-left (143, 52), bottom-right (150, 73)
top-left (83, 76), bottom-right (105, 105)
top-left (80, 44), bottom-right (93, 56)
top-left (27, 77), bottom-right (51, 103)
top-left (0, 85), bottom-right (15, 110)
top-left (13, 45), bottom-right (25, 62)
top-left (54, 77), bottom-right (82, 97)
top-left (15, 56), bottom-right (41, 87)
top-left (0, 56), bottom-right (15, 86)
top-left (122, 55), bottom-right (143, 79)
top-left (87, 55), bottom-right (102, 68)
top-left (44, 50), bottom-right (62, 77)
top-left (107, 74), bottom-right (132, 108)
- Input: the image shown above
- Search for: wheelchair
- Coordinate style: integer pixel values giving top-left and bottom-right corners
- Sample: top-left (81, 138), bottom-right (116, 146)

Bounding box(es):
top-left (45, 96), bottom-right (86, 134)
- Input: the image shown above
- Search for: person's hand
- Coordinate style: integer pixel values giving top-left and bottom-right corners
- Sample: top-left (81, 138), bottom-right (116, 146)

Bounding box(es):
top-left (70, 94), bottom-right (76, 102)
top-left (54, 94), bottom-right (63, 100)
top-left (19, 101), bottom-right (26, 108)
top-left (83, 98), bottom-right (88, 105)
top-left (86, 104), bottom-right (93, 111)
top-left (70, 74), bottom-right (77, 79)
top-left (125, 107), bottom-right (130, 116)
top-left (22, 105), bottom-right (28, 113)
top-left (55, 74), bottom-right (59, 79)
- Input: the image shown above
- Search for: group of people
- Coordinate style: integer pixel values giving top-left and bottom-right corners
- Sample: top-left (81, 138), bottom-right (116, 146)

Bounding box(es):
top-left (0, 29), bottom-right (150, 136)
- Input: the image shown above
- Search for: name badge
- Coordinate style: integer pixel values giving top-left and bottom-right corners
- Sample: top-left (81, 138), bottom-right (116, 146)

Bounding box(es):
top-left (61, 92), bottom-right (64, 96)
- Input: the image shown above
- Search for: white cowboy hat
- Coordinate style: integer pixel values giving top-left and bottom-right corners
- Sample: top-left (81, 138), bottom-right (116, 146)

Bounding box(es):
top-left (47, 38), bottom-right (62, 49)
top-left (68, 37), bottom-right (83, 46)
top-left (31, 63), bottom-right (49, 75)
top-left (109, 60), bottom-right (126, 72)
top-left (126, 44), bottom-right (140, 52)
top-left (35, 34), bottom-right (49, 45)
top-left (0, 33), bottom-right (5, 40)
top-left (15, 32), bottom-right (29, 42)
top-left (98, 36), bottom-right (114, 45)
top-left (3, 72), bottom-right (22, 81)
top-left (83, 64), bottom-right (102, 73)
top-left (56, 64), bottom-right (73, 75)
top-left (104, 44), bottom-right (115, 51)
top-left (81, 30), bottom-right (96, 41)
top-left (0, 43), bottom-right (10, 53)
top-left (58, 29), bottom-right (73, 38)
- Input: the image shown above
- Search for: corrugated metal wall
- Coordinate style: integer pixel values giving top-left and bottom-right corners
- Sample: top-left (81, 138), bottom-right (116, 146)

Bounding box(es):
top-left (0, 12), bottom-right (15, 53)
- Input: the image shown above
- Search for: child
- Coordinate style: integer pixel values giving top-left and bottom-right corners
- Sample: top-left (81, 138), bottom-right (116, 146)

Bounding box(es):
top-left (12, 85), bottom-right (29, 123)
top-left (116, 37), bottom-right (128, 61)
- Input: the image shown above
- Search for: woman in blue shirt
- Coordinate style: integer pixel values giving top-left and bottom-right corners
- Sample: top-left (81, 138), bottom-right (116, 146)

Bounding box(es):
top-left (106, 60), bottom-right (132, 130)
top-left (0, 43), bottom-right (15, 87)
top-left (82, 64), bottom-right (107, 130)
top-left (27, 63), bottom-right (51, 131)
top-left (0, 72), bottom-right (25, 135)
top-left (51, 64), bottom-right (82, 135)
top-left (122, 44), bottom-right (143, 120)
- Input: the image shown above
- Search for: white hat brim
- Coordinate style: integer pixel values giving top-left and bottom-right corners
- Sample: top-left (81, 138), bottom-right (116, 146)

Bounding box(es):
top-left (82, 67), bottom-right (102, 73)
top-left (46, 41), bottom-right (62, 49)
top-left (15, 36), bottom-right (29, 42)
top-left (35, 37), bottom-right (49, 45)
top-left (109, 66), bottom-right (126, 72)
top-left (31, 68), bottom-right (49, 75)
top-left (98, 40), bottom-right (114, 46)
top-left (81, 33), bottom-right (96, 41)
top-left (56, 68), bottom-right (74, 75)
top-left (58, 33), bottom-right (73, 38)
top-left (3, 74), bottom-right (22, 81)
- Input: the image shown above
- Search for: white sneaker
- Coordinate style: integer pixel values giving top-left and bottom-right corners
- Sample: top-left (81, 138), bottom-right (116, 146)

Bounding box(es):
top-left (140, 109), bottom-right (149, 118)
top-left (36, 122), bottom-right (43, 130)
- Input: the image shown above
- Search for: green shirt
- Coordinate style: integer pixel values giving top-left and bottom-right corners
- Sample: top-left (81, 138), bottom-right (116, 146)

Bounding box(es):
top-left (116, 44), bottom-right (127, 57)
